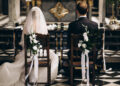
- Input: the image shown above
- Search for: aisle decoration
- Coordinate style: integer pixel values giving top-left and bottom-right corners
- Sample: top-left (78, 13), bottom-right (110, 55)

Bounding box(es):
top-left (77, 24), bottom-right (97, 85)
top-left (25, 33), bottom-right (42, 83)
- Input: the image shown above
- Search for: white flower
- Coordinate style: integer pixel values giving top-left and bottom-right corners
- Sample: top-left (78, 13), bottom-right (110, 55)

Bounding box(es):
top-left (52, 24), bottom-right (57, 29)
top-left (47, 24), bottom-right (57, 30)
top-left (29, 35), bottom-right (32, 40)
top-left (37, 43), bottom-right (42, 49)
top-left (83, 32), bottom-right (88, 42)
top-left (78, 43), bottom-right (82, 47)
top-left (85, 49), bottom-right (89, 54)
top-left (82, 44), bottom-right (87, 48)
top-left (33, 46), bottom-right (37, 50)
top-left (29, 36), bottom-right (33, 43)
top-left (47, 25), bottom-right (52, 30)
top-left (33, 39), bottom-right (38, 43)
top-left (51, 25), bottom-right (54, 30)
top-left (39, 45), bottom-right (42, 48)
top-left (32, 34), bottom-right (36, 39)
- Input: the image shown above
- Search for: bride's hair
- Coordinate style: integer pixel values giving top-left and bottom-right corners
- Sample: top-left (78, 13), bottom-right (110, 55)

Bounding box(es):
top-left (23, 6), bottom-right (48, 35)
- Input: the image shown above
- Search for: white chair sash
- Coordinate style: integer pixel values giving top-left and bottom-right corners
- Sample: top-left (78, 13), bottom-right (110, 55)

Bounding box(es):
top-left (81, 49), bottom-right (89, 85)
top-left (25, 54), bottom-right (39, 83)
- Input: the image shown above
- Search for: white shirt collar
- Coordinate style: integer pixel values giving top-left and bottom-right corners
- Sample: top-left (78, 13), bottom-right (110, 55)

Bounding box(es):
top-left (79, 15), bottom-right (87, 18)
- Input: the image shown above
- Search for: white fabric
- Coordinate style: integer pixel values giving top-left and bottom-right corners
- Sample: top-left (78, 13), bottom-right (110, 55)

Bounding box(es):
top-left (25, 55), bottom-right (34, 80)
top-left (25, 54), bottom-right (39, 82)
top-left (0, 7), bottom-right (59, 86)
top-left (81, 49), bottom-right (89, 86)
top-left (102, 32), bottom-right (106, 72)
top-left (20, 6), bottom-right (48, 47)
top-left (33, 54), bottom-right (39, 82)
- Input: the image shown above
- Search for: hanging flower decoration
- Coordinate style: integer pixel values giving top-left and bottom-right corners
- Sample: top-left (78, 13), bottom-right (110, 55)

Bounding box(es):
top-left (78, 24), bottom-right (90, 51)
top-left (25, 33), bottom-right (42, 82)
top-left (77, 24), bottom-right (99, 85)
top-left (29, 33), bottom-right (42, 54)
top-left (77, 24), bottom-right (91, 85)
top-left (78, 24), bottom-right (99, 51)
top-left (47, 24), bottom-right (57, 30)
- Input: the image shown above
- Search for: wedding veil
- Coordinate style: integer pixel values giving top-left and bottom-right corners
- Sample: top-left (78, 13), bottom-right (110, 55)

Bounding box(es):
top-left (20, 7), bottom-right (48, 47)
top-left (23, 6), bottom-right (48, 34)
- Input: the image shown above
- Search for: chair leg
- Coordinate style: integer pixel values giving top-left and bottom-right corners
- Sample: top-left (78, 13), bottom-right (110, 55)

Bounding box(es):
top-left (25, 65), bottom-right (27, 86)
top-left (92, 64), bottom-right (95, 86)
top-left (25, 80), bottom-right (27, 86)
top-left (25, 78), bottom-right (29, 86)
top-left (48, 65), bottom-right (51, 86)
top-left (70, 66), bottom-right (73, 86)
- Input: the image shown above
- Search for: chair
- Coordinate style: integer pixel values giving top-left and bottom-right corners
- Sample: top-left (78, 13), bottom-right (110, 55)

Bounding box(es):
top-left (69, 33), bottom-right (97, 86)
top-left (14, 29), bottom-right (22, 55)
top-left (0, 29), bottom-right (16, 64)
top-left (24, 33), bottom-right (51, 86)
top-left (104, 29), bottom-right (120, 62)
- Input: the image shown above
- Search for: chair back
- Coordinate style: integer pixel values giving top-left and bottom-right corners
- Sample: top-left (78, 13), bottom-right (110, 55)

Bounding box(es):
top-left (70, 29), bottom-right (103, 64)
top-left (14, 29), bottom-right (22, 54)
top-left (70, 29), bottom-right (103, 86)
top-left (70, 34), bottom-right (83, 64)
top-left (0, 29), bottom-right (16, 64)
top-left (24, 33), bottom-right (51, 85)
top-left (24, 33), bottom-right (50, 63)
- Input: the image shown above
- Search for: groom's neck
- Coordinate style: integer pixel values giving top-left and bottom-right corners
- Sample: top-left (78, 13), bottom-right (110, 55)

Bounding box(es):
top-left (78, 14), bottom-right (87, 17)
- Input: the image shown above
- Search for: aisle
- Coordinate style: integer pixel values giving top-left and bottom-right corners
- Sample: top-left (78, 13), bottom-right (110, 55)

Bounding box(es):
top-left (51, 63), bottom-right (120, 86)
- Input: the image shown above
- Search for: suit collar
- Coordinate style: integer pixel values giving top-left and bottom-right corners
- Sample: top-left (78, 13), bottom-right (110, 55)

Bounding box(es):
top-left (78, 17), bottom-right (87, 20)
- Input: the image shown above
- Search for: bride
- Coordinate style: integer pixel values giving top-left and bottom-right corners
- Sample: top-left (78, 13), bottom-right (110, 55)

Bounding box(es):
top-left (0, 7), bottom-right (59, 86)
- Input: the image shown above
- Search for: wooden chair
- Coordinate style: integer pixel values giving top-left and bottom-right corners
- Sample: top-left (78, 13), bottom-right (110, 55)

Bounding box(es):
top-left (24, 33), bottom-right (51, 86)
top-left (104, 29), bottom-right (120, 63)
top-left (0, 29), bottom-right (16, 64)
top-left (14, 29), bottom-right (22, 54)
top-left (49, 29), bottom-right (69, 66)
top-left (69, 33), bottom-right (97, 86)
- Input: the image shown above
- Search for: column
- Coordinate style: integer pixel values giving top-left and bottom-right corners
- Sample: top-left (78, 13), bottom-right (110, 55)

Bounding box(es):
top-left (26, 0), bottom-right (32, 14)
top-left (99, 0), bottom-right (106, 25)
top-left (8, 0), bottom-right (20, 27)
top-left (88, 0), bottom-right (93, 20)
top-left (88, 6), bottom-right (92, 20)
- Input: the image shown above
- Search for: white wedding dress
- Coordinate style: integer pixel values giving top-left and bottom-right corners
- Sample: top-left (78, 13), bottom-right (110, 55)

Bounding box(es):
top-left (0, 7), bottom-right (59, 86)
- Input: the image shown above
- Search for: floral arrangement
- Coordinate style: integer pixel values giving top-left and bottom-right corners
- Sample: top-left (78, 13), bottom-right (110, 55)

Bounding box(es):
top-left (47, 24), bottom-right (57, 30)
top-left (78, 24), bottom-right (96, 51)
top-left (29, 33), bottom-right (42, 54)
top-left (77, 24), bottom-right (99, 84)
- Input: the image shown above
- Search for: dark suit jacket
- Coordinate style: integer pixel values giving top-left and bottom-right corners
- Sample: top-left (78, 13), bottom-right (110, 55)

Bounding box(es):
top-left (67, 17), bottom-right (98, 60)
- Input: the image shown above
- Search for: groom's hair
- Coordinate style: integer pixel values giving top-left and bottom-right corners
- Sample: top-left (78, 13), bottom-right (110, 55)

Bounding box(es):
top-left (76, 2), bottom-right (88, 15)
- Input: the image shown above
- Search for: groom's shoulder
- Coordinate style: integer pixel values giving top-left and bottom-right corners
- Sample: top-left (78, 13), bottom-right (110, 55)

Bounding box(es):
top-left (69, 20), bottom-right (78, 26)
top-left (88, 19), bottom-right (98, 26)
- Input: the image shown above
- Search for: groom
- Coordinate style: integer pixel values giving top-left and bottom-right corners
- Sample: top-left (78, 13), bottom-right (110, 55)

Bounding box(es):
top-left (67, 1), bottom-right (98, 58)
top-left (65, 1), bottom-right (99, 84)
top-left (65, 0), bottom-right (99, 77)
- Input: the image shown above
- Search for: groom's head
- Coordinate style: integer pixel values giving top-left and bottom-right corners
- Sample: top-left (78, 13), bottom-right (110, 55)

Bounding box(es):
top-left (76, 2), bottom-right (88, 16)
